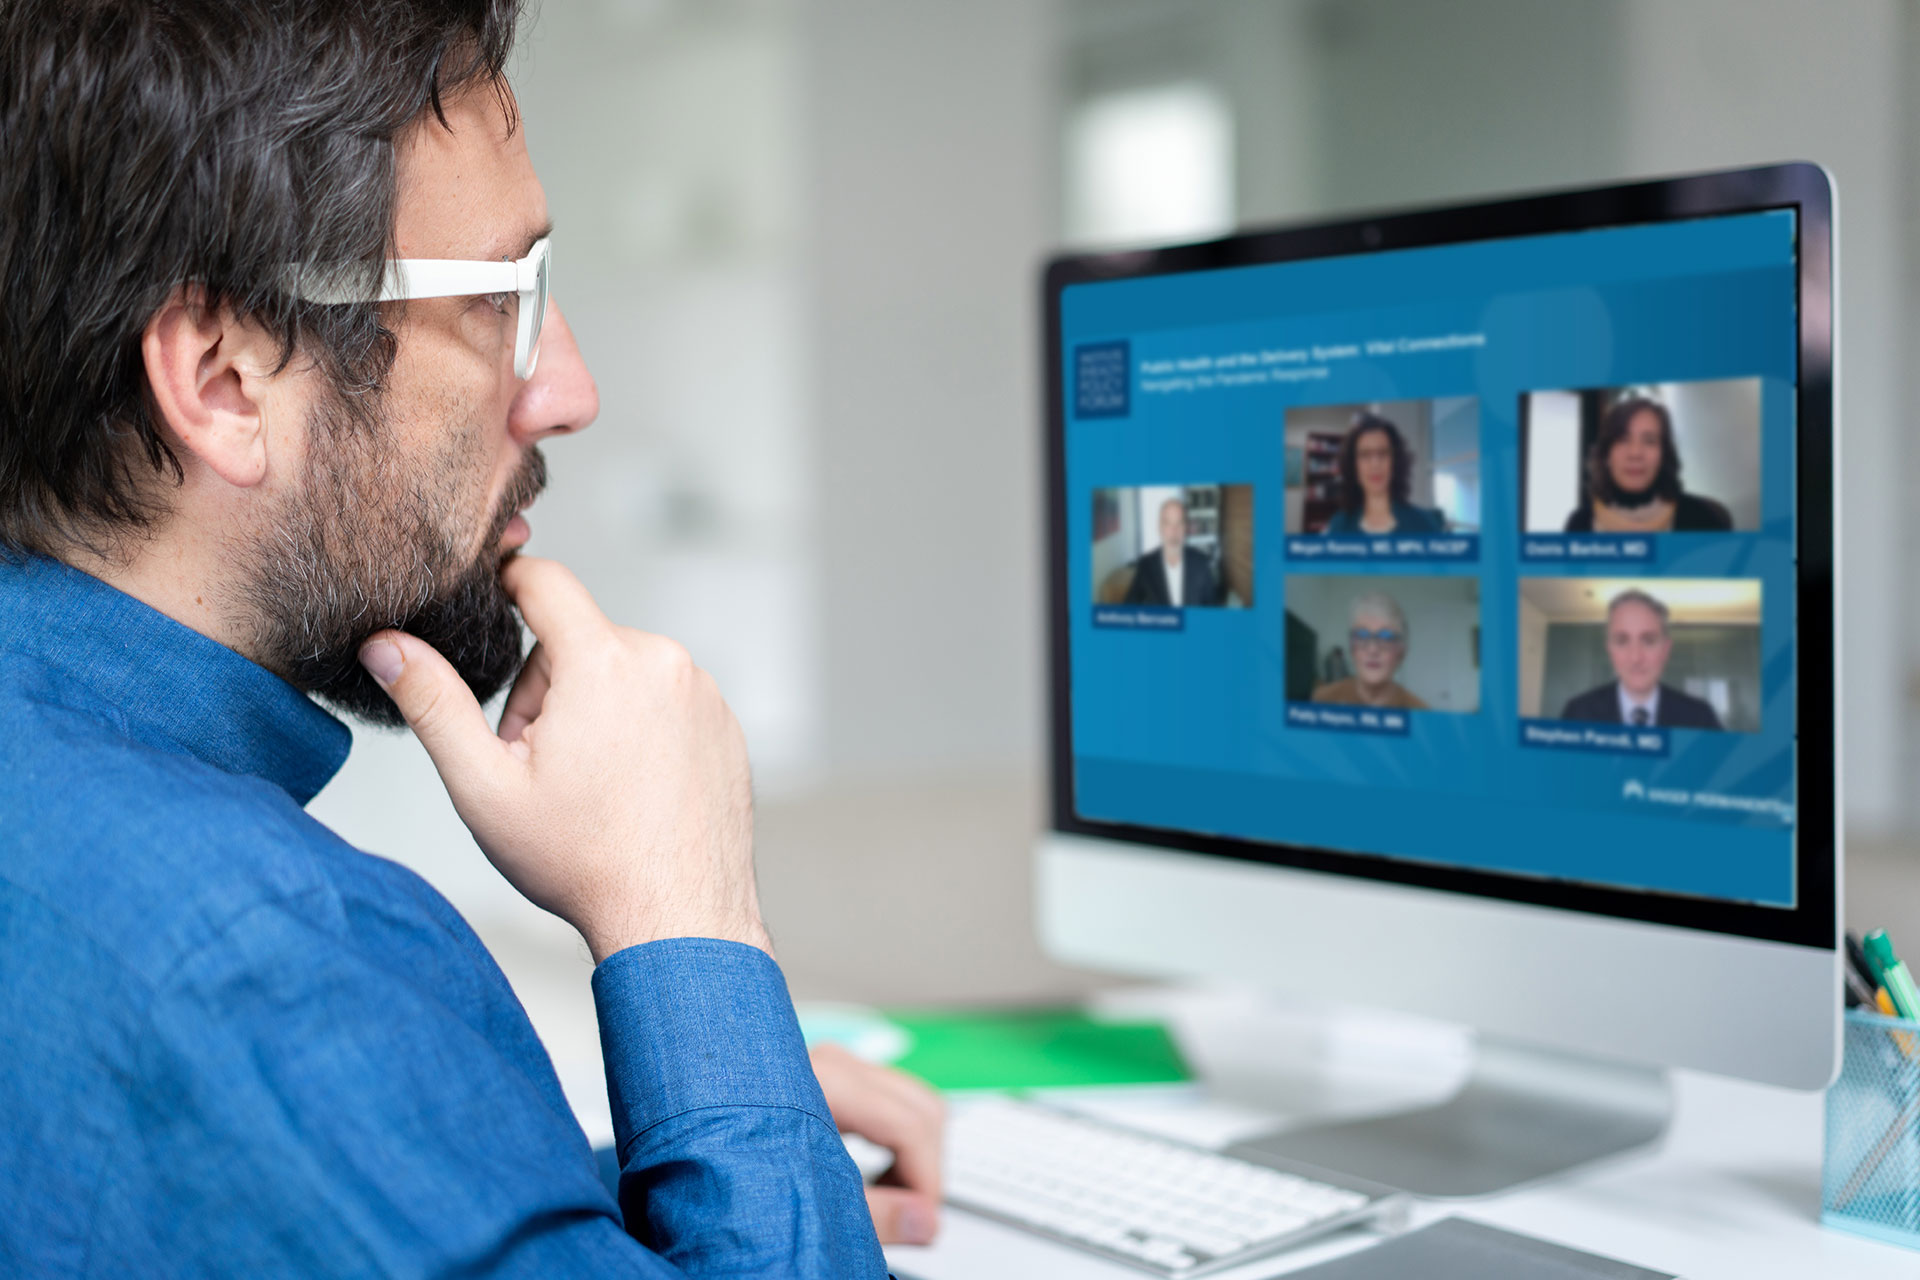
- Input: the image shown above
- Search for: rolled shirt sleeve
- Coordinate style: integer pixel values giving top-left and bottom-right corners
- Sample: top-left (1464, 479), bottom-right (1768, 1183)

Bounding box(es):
top-left (594, 938), bottom-right (887, 1278)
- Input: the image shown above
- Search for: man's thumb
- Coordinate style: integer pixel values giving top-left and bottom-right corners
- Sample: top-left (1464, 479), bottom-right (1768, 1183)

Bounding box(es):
top-left (359, 631), bottom-right (508, 791)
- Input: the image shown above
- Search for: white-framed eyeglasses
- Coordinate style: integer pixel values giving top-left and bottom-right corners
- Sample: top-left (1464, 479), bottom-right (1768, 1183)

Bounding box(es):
top-left (284, 237), bottom-right (550, 379)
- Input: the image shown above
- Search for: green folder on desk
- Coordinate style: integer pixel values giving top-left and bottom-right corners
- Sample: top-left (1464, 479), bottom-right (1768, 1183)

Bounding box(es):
top-left (877, 1007), bottom-right (1190, 1091)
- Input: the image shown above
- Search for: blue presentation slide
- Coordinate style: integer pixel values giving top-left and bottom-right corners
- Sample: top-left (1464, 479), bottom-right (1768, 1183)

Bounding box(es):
top-left (1063, 210), bottom-right (1798, 907)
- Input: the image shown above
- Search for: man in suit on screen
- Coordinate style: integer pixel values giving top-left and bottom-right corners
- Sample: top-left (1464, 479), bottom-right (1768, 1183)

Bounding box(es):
top-left (1124, 496), bottom-right (1219, 607)
top-left (1559, 589), bottom-right (1725, 730)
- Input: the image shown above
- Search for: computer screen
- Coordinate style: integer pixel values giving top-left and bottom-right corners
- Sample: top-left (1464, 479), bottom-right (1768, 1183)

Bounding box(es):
top-left (1048, 171), bottom-right (1833, 947)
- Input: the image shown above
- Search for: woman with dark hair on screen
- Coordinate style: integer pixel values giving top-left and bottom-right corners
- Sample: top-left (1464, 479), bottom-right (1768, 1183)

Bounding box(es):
top-left (1321, 412), bottom-right (1447, 535)
top-left (1563, 396), bottom-right (1733, 532)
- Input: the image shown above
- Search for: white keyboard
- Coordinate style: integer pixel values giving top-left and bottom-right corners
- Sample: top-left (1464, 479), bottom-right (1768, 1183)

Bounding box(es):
top-left (946, 1097), bottom-right (1401, 1277)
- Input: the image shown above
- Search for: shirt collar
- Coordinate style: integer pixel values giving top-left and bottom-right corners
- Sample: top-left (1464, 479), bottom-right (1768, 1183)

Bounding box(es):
top-left (1618, 682), bottom-right (1661, 721)
top-left (0, 553), bottom-right (351, 804)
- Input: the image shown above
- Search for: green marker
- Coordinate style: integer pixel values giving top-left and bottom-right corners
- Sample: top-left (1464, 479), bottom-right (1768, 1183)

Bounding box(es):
top-left (1863, 930), bottom-right (1920, 1021)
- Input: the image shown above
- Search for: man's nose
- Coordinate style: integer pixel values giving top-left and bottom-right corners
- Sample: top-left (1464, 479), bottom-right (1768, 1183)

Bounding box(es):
top-left (510, 300), bottom-right (599, 445)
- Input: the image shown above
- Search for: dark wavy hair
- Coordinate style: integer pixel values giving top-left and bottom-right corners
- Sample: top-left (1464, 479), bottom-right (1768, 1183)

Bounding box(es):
top-left (0, 0), bottom-right (524, 559)
top-left (1336, 412), bottom-right (1412, 512)
top-left (1586, 396), bottom-right (1682, 505)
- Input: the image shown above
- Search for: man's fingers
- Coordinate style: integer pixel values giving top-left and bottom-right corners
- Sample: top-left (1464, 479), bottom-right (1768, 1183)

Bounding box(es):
top-left (500, 555), bottom-right (608, 651)
top-left (360, 630), bottom-right (520, 798)
top-left (874, 1089), bottom-right (944, 1205)
top-left (844, 1079), bottom-right (943, 1201)
top-left (497, 641), bottom-right (551, 747)
top-left (864, 1186), bottom-right (940, 1247)
top-left (860, 1062), bottom-right (945, 1199)
top-left (810, 1045), bottom-right (947, 1204)
top-left (870, 1061), bottom-right (946, 1131)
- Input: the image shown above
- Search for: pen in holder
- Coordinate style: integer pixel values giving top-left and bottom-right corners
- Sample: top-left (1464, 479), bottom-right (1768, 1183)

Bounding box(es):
top-left (1824, 1006), bottom-right (1920, 1250)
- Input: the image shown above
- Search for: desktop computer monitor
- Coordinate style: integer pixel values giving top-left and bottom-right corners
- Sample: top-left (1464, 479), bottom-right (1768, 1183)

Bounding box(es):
top-left (1037, 163), bottom-right (1838, 1196)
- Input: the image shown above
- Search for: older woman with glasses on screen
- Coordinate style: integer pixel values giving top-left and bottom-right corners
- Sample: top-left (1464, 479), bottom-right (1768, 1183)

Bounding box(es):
top-left (1311, 591), bottom-right (1429, 710)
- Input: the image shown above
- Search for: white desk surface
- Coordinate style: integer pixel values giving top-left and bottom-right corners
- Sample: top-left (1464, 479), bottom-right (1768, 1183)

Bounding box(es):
top-left (882, 987), bottom-right (1915, 1280)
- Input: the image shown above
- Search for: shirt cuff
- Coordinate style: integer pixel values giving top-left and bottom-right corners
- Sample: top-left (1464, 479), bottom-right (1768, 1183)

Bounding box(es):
top-left (592, 937), bottom-right (831, 1160)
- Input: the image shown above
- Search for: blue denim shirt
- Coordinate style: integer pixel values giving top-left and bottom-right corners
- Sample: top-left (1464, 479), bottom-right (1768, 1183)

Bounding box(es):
top-left (0, 554), bottom-right (887, 1278)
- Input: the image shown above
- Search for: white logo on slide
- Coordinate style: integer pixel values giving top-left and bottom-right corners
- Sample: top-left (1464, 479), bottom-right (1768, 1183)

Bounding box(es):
top-left (1622, 779), bottom-right (1646, 800)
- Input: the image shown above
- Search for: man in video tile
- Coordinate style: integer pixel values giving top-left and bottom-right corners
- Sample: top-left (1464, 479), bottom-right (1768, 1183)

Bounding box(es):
top-left (1559, 589), bottom-right (1724, 729)
top-left (1124, 497), bottom-right (1219, 607)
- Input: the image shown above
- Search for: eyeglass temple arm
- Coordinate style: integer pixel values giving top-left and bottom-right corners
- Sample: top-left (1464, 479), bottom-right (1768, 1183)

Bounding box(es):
top-left (286, 253), bottom-right (536, 306)
top-left (375, 258), bottom-right (525, 303)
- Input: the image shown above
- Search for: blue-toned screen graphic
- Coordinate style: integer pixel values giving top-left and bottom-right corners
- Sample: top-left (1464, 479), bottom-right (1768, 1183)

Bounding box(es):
top-left (1063, 210), bottom-right (1798, 907)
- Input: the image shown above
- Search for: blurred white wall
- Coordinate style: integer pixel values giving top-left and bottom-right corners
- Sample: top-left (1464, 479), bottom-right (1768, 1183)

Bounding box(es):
top-left (1524, 391), bottom-right (1584, 532)
top-left (801, 0), bottom-right (1058, 780)
top-left (1664, 378), bottom-right (1764, 532)
top-left (1065, 81), bottom-right (1234, 246)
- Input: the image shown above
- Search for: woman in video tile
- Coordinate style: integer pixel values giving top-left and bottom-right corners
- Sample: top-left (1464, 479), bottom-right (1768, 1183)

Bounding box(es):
top-left (1311, 591), bottom-right (1429, 710)
top-left (1321, 412), bottom-right (1448, 536)
top-left (1562, 396), bottom-right (1734, 533)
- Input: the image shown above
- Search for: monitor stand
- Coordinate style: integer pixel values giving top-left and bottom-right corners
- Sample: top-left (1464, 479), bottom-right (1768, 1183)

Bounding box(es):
top-left (1224, 1034), bottom-right (1672, 1198)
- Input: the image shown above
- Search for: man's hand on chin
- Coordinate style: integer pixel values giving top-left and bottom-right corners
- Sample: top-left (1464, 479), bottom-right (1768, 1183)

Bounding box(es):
top-left (810, 1044), bottom-right (947, 1246)
top-left (357, 555), bottom-right (771, 962)
top-left (357, 556), bottom-right (953, 1246)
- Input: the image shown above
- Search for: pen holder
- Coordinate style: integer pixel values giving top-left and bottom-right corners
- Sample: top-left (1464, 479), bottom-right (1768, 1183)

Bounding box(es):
top-left (1823, 1007), bottom-right (1920, 1250)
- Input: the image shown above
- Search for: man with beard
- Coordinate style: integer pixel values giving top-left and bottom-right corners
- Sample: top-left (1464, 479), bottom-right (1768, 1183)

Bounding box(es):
top-left (0, 2), bottom-right (937, 1275)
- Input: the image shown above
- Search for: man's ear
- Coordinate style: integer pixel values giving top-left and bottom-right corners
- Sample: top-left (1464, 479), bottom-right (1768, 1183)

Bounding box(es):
top-left (142, 289), bottom-right (288, 489)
